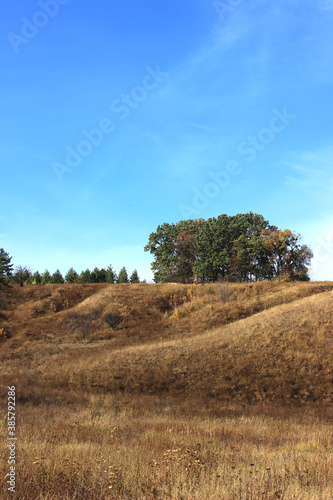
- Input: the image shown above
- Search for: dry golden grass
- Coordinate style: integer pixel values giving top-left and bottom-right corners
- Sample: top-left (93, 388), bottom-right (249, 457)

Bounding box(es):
top-left (0, 281), bottom-right (333, 499)
top-left (0, 395), bottom-right (332, 499)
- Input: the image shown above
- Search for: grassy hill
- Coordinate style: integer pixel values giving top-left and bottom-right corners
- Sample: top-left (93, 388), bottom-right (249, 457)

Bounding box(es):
top-left (0, 281), bottom-right (333, 499)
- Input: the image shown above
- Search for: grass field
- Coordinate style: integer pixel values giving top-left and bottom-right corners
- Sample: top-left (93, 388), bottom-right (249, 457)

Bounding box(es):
top-left (1, 281), bottom-right (332, 499)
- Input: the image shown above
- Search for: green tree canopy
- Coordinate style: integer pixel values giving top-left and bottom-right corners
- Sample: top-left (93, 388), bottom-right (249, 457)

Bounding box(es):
top-left (194, 213), bottom-right (271, 282)
top-left (145, 213), bottom-right (313, 283)
top-left (260, 228), bottom-right (313, 281)
top-left (144, 218), bottom-right (206, 282)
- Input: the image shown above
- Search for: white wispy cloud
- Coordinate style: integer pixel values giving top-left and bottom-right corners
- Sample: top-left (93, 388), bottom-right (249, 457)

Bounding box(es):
top-left (187, 122), bottom-right (221, 134)
top-left (283, 148), bottom-right (333, 203)
top-left (319, 0), bottom-right (333, 11)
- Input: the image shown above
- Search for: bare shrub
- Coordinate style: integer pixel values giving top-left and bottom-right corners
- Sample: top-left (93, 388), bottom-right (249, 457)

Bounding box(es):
top-left (218, 281), bottom-right (231, 302)
top-left (104, 310), bottom-right (123, 329)
top-left (67, 307), bottom-right (102, 339)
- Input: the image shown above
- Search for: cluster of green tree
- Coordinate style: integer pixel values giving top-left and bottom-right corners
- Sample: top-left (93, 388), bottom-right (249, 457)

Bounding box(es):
top-left (144, 212), bottom-right (313, 283)
top-left (0, 253), bottom-right (141, 286)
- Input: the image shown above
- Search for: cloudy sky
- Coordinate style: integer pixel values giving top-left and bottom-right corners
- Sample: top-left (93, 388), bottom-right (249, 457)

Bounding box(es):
top-left (1, 0), bottom-right (333, 280)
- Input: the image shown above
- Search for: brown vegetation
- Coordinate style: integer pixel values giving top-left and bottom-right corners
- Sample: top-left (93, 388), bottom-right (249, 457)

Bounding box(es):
top-left (0, 281), bottom-right (333, 499)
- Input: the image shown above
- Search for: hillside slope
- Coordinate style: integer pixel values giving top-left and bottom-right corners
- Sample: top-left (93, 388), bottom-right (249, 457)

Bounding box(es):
top-left (39, 289), bottom-right (333, 404)
top-left (1, 281), bottom-right (332, 405)
top-left (1, 280), bottom-right (333, 345)
top-left (1, 282), bottom-right (333, 499)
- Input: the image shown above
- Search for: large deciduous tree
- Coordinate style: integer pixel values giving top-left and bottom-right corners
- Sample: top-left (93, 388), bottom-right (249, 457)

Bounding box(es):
top-left (173, 231), bottom-right (197, 283)
top-left (194, 214), bottom-right (232, 282)
top-left (260, 228), bottom-right (313, 281)
top-left (145, 213), bottom-right (313, 283)
top-left (144, 219), bottom-right (205, 282)
top-left (144, 222), bottom-right (178, 282)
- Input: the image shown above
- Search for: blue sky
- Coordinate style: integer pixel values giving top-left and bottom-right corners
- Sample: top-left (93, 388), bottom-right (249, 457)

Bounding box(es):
top-left (1, 0), bottom-right (333, 281)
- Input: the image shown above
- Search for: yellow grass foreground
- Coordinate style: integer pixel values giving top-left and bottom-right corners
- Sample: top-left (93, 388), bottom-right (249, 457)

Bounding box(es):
top-left (0, 281), bottom-right (332, 499)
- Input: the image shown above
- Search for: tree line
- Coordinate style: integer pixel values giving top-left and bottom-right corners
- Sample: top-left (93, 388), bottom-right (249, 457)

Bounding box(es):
top-left (144, 212), bottom-right (313, 283)
top-left (0, 252), bottom-right (141, 286)
top-left (1, 212), bottom-right (314, 286)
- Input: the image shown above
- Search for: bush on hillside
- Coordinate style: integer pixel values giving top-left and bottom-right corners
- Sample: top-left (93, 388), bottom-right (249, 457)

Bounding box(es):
top-left (104, 310), bottom-right (123, 329)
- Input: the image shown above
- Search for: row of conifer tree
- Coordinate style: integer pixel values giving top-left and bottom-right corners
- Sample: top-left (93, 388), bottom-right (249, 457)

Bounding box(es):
top-left (0, 255), bottom-right (141, 285)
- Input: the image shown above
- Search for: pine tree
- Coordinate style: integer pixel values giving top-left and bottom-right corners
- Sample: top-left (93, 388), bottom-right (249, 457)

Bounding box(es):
top-left (117, 267), bottom-right (129, 283)
top-left (65, 267), bottom-right (78, 283)
top-left (33, 271), bottom-right (42, 284)
top-left (97, 268), bottom-right (107, 283)
top-left (130, 269), bottom-right (140, 283)
top-left (0, 248), bottom-right (14, 284)
top-left (106, 265), bottom-right (117, 283)
top-left (51, 269), bottom-right (64, 284)
top-left (78, 269), bottom-right (92, 283)
top-left (41, 269), bottom-right (51, 284)
top-left (91, 267), bottom-right (107, 283)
